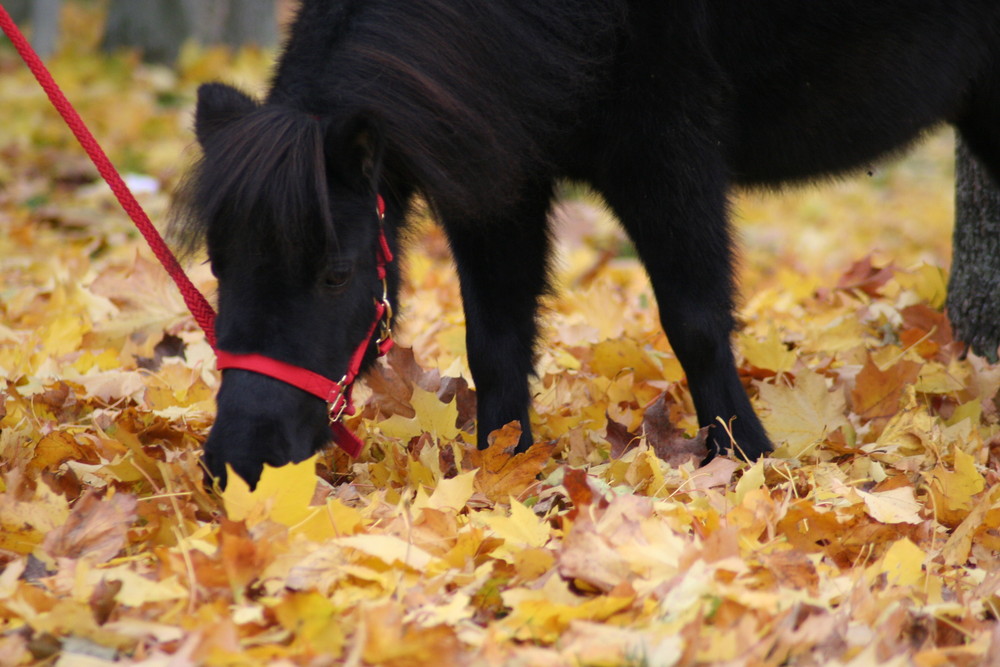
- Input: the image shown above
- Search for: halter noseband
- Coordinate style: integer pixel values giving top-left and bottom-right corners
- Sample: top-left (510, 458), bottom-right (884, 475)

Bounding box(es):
top-left (214, 195), bottom-right (393, 457)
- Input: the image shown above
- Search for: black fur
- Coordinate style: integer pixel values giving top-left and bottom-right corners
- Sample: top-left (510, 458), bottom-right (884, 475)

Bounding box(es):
top-left (172, 0), bottom-right (1000, 487)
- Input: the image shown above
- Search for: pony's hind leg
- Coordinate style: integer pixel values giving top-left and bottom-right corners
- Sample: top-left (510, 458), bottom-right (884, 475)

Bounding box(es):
top-left (594, 138), bottom-right (773, 462)
top-left (949, 65), bottom-right (1000, 359)
top-left (442, 189), bottom-right (554, 453)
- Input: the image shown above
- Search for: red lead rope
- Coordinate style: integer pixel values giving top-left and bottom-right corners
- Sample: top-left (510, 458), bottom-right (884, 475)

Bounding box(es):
top-left (0, 5), bottom-right (218, 347)
top-left (1, 8), bottom-right (393, 457)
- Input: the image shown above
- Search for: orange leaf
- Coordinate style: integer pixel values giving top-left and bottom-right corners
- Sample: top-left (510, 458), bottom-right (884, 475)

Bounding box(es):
top-left (465, 423), bottom-right (557, 503)
top-left (850, 355), bottom-right (921, 420)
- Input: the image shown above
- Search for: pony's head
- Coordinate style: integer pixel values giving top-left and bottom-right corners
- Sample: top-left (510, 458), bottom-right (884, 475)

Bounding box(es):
top-left (172, 83), bottom-right (399, 488)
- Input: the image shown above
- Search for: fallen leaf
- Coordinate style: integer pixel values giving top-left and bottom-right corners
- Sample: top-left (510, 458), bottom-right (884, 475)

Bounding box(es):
top-left (466, 423), bottom-right (557, 503)
top-left (41, 490), bottom-right (137, 563)
top-left (223, 454), bottom-right (319, 526)
top-left (850, 355), bottom-right (922, 421)
top-left (758, 369), bottom-right (848, 459)
top-left (858, 486), bottom-right (922, 525)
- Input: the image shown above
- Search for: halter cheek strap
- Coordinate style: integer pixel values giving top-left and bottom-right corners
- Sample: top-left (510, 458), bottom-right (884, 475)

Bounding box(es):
top-left (215, 195), bottom-right (393, 457)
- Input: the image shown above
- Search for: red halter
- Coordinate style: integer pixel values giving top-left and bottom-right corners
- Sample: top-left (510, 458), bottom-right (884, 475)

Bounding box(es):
top-left (214, 195), bottom-right (393, 457)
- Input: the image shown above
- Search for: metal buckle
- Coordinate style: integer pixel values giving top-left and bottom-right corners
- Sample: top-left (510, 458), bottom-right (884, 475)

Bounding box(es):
top-left (376, 281), bottom-right (393, 346)
top-left (327, 375), bottom-right (349, 424)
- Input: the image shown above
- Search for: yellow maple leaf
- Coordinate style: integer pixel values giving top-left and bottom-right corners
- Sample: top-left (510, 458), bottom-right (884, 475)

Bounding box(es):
top-left (589, 339), bottom-right (663, 382)
top-left (378, 386), bottom-right (461, 441)
top-left (293, 498), bottom-right (364, 542)
top-left (501, 575), bottom-right (635, 643)
top-left (757, 369), bottom-right (847, 459)
top-left (928, 447), bottom-right (986, 525)
top-left (877, 537), bottom-right (926, 587)
top-left (0, 476), bottom-right (70, 555)
top-left (738, 327), bottom-right (797, 374)
top-left (272, 592), bottom-right (345, 657)
top-left (895, 263), bottom-right (947, 309)
top-left (940, 487), bottom-right (998, 566)
top-left (733, 459), bottom-right (765, 506)
top-left (414, 470), bottom-right (477, 514)
top-left (101, 567), bottom-right (189, 606)
top-left (482, 498), bottom-right (550, 551)
top-left (223, 454), bottom-right (319, 527)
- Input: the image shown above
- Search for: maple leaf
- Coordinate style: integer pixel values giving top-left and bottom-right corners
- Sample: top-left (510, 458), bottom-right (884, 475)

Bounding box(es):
top-left (927, 447), bottom-right (986, 526)
top-left (272, 592), bottom-right (346, 656)
top-left (739, 326), bottom-right (797, 375)
top-left (850, 355), bottom-right (922, 421)
top-left (223, 454), bottom-right (319, 526)
top-left (876, 538), bottom-right (926, 587)
top-left (415, 469), bottom-right (477, 513)
top-left (558, 520), bottom-right (632, 592)
top-left (757, 368), bottom-right (848, 459)
top-left (642, 394), bottom-right (709, 466)
top-left (379, 386), bottom-right (462, 442)
top-left (465, 423), bottom-right (557, 503)
top-left (483, 497), bottom-right (551, 549)
top-left (605, 412), bottom-right (639, 459)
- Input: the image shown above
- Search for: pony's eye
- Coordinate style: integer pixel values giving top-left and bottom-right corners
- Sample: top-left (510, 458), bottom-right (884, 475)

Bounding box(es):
top-left (323, 269), bottom-right (353, 290)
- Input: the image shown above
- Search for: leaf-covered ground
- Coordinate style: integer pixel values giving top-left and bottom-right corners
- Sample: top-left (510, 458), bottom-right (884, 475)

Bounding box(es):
top-left (3, 7), bottom-right (1000, 666)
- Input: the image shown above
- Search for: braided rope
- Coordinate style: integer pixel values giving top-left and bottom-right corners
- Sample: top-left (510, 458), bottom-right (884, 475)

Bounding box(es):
top-left (0, 5), bottom-right (218, 348)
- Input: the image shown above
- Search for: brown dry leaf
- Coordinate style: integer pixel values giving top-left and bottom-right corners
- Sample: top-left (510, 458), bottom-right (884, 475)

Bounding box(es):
top-left (642, 393), bottom-right (711, 466)
top-left (465, 423), bottom-right (557, 503)
top-left (605, 412), bottom-right (639, 458)
top-left (851, 354), bottom-right (923, 421)
top-left (28, 431), bottom-right (94, 472)
top-left (836, 254), bottom-right (896, 297)
top-left (41, 490), bottom-right (137, 563)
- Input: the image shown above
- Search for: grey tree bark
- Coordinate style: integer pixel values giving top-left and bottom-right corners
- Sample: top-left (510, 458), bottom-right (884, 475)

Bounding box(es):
top-left (947, 137), bottom-right (1000, 363)
top-left (4, 0), bottom-right (61, 57)
top-left (102, 0), bottom-right (278, 64)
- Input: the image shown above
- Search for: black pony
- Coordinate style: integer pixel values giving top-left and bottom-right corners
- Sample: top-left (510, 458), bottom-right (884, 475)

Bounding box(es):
top-left (172, 0), bottom-right (1000, 487)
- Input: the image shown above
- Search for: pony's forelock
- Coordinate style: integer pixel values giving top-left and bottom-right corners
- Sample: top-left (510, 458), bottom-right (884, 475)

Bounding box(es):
top-left (169, 106), bottom-right (333, 276)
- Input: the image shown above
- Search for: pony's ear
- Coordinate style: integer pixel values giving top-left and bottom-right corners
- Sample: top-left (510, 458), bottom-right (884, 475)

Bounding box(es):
top-left (326, 113), bottom-right (386, 193)
top-left (194, 83), bottom-right (259, 145)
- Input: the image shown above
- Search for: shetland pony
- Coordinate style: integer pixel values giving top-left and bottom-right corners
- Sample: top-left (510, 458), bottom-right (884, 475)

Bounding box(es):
top-left (172, 0), bottom-right (1000, 486)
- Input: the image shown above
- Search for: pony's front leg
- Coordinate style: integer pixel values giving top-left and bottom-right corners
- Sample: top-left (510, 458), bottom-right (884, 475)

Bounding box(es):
top-left (442, 195), bottom-right (553, 453)
top-left (596, 141), bottom-right (773, 462)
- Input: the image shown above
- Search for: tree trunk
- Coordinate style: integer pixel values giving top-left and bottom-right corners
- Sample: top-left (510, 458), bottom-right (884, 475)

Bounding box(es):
top-left (102, 0), bottom-right (277, 64)
top-left (4, 0), bottom-right (61, 58)
top-left (946, 137), bottom-right (1000, 363)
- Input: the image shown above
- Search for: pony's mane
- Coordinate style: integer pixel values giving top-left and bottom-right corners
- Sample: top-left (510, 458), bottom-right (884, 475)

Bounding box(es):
top-left (170, 106), bottom-right (332, 273)
top-left (268, 0), bottom-right (626, 217)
